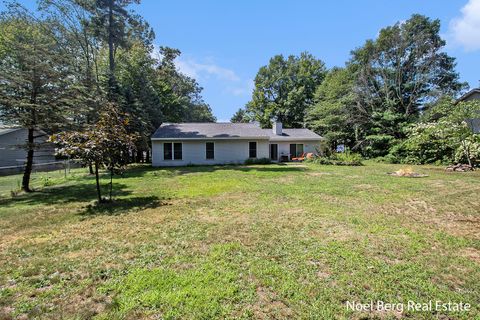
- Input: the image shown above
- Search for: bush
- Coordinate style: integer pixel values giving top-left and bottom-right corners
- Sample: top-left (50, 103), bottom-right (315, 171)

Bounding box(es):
top-left (244, 158), bottom-right (271, 165)
top-left (334, 151), bottom-right (363, 164)
top-left (306, 151), bottom-right (363, 166)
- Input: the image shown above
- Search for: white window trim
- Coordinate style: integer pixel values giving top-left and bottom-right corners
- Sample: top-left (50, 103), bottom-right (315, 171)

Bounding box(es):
top-left (163, 142), bottom-right (183, 160)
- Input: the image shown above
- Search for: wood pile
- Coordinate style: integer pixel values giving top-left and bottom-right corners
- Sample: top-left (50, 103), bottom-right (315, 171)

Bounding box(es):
top-left (445, 164), bottom-right (474, 172)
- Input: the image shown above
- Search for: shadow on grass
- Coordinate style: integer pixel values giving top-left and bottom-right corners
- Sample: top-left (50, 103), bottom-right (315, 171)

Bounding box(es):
top-left (122, 163), bottom-right (307, 178)
top-left (80, 195), bottom-right (167, 217)
top-left (0, 182), bottom-right (130, 207)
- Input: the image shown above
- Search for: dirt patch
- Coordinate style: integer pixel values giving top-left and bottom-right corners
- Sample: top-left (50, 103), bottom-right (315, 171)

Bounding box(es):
top-left (308, 260), bottom-right (331, 279)
top-left (385, 198), bottom-right (480, 240)
top-left (57, 287), bottom-right (112, 319)
top-left (252, 286), bottom-right (293, 319)
top-left (63, 248), bottom-right (103, 260)
top-left (460, 247), bottom-right (480, 264)
top-left (307, 172), bottom-right (332, 177)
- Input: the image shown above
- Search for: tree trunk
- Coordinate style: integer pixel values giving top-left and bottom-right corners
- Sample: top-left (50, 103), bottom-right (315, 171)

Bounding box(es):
top-left (94, 162), bottom-right (102, 202)
top-left (462, 140), bottom-right (473, 167)
top-left (22, 128), bottom-right (35, 192)
top-left (136, 150), bottom-right (142, 163)
top-left (107, 0), bottom-right (115, 94)
top-left (146, 149), bottom-right (150, 163)
top-left (88, 163), bottom-right (94, 175)
top-left (109, 167), bottom-right (113, 201)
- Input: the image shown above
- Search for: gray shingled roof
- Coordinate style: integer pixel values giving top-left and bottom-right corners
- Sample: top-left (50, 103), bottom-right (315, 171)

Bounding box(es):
top-left (269, 128), bottom-right (322, 140)
top-left (151, 123), bottom-right (322, 140)
top-left (0, 127), bottom-right (21, 136)
top-left (457, 88), bottom-right (480, 102)
top-left (152, 123), bottom-right (269, 139)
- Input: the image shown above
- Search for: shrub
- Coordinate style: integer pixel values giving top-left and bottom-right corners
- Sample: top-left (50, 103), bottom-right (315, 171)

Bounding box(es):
top-left (334, 151), bottom-right (363, 165)
top-left (244, 158), bottom-right (271, 165)
top-left (307, 151), bottom-right (363, 166)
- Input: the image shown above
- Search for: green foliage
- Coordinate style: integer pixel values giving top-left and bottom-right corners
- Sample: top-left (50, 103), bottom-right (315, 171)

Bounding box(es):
top-left (306, 151), bottom-right (363, 166)
top-left (50, 103), bottom-right (136, 201)
top-left (246, 52), bottom-right (327, 128)
top-left (339, 14), bottom-right (463, 158)
top-left (153, 46), bottom-right (216, 124)
top-left (399, 99), bottom-right (480, 165)
top-left (244, 157), bottom-right (272, 165)
top-left (455, 135), bottom-right (480, 165)
top-left (230, 108), bottom-right (250, 123)
top-left (0, 8), bottom-right (84, 191)
top-left (306, 67), bottom-right (356, 150)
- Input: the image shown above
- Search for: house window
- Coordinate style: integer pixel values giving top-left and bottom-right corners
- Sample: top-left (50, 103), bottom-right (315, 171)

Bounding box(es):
top-left (173, 143), bottom-right (182, 160)
top-left (249, 142), bottom-right (257, 158)
top-left (289, 144), bottom-right (304, 158)
top-left (164, 142), bottom-right (182, 160)
top-left (164, 143), bottom-right (172, 160)
top-left (206, 142), bottom-right (214, 159)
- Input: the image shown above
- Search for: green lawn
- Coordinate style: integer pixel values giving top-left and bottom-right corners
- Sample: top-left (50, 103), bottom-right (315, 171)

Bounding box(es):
top-left (0, 163), bottom-right (479, 319)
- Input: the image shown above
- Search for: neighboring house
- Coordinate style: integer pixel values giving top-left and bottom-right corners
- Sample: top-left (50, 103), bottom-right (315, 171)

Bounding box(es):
top-left (151, 122), bottom-right (322, 166)
top-left (457, 88), bottom-right (480, 133)
top-left (0, 127), bottom-right (56, 167)
top-left (457, 88), bottom-right (480, 102)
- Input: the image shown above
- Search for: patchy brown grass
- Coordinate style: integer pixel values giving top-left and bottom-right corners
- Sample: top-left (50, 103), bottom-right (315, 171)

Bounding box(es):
top-left (0, 163), bottom-right (479, 319)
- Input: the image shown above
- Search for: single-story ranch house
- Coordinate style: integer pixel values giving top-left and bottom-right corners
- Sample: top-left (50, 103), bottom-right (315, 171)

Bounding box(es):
top-left (151, 122), bottom-right (322, 166)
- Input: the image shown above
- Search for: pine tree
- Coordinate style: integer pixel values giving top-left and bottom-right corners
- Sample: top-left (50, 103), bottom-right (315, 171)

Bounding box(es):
top-left (0, 11), bottom-right (79, 191)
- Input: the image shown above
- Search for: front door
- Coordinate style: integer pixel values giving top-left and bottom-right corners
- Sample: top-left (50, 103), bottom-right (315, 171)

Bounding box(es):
top-left (269, 144), bottom-right (278, 161)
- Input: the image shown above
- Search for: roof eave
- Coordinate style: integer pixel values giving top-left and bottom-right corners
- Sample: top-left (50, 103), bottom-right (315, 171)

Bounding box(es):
top-left (151, 136), bottom-right (271, 141)
top-left (269, 137), bottom-right (324, 141)
top-left (456, 89), bottom-right (480, 103)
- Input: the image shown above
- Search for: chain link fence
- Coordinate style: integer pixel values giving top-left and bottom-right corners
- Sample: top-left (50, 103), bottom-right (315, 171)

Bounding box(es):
top-left (0, 160), bottom-right (84, 197)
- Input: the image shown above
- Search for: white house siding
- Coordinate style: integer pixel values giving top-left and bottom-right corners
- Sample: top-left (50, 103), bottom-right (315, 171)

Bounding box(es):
top-left (273, 140), bottom-right (322, 159)
top-left (152, 139), bottom-right (269, 166)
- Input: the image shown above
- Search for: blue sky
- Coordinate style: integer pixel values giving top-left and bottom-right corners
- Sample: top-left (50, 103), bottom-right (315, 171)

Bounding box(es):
top-left (4, 1), bottom-right (480, 122)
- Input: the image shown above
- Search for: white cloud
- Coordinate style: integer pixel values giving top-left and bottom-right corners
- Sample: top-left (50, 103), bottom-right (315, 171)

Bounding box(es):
top-left (448, 0), bottom-right (480, 51)
top-left (226, 79), bottom-right (255, 97)
top-left (175, 58), bottom-right (240, 81)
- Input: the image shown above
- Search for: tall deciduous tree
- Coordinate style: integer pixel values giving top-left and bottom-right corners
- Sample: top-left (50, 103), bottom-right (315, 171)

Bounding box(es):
top-left (0, 11), bottom-right (78, 192)
top-left (349, 14), bottom-right (466, 156)
top-left (246, 52), bottom-right (327, 128)
top-left (306, 67), bottom-right (356, 151)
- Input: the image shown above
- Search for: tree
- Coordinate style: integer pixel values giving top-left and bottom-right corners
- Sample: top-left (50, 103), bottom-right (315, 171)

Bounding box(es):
top-left (230, 108), bottom-right (250, 123)
top-left (90, 0), bottom-right (154, 97)
top-left (40, 0), bottom-right (104, 172)
top-left (154, 46), bottom-right (216, 123)
top-left (246, 52), bottom-right (327, 128)
top-left (348, 14), bottom-right (466, 157)
top-left (306, 67), bottom-right (356, 151)
top-left (0, 10), bottom-right (79, 192)
top-left (114, 42), bottom-right (160, 161)
top-left (399, 98), bottom-right (480, 165)
top-left (50, 103), bottom-right (136, 202)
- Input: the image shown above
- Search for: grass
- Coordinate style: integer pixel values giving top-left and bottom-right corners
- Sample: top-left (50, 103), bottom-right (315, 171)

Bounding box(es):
top-left (0, 162), bottom-right (479, 319)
